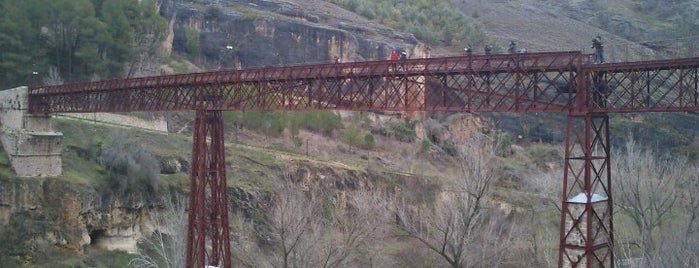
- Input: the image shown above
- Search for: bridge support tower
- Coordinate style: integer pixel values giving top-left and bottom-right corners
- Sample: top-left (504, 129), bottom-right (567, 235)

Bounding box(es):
top-left (185, 110), bottom-right (232, 268)
top-left (559, 113), bottom-right (614, 267)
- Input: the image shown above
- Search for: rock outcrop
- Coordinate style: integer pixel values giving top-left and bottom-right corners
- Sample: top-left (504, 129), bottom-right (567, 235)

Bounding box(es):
top-left (160, 0), bottom-right (429, 73)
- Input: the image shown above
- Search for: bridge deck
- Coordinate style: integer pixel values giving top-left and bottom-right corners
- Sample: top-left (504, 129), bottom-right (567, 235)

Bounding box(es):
top-left (27, 51), bottom-right (699, 114)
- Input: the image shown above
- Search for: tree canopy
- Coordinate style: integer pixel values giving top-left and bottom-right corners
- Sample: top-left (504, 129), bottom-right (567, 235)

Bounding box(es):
top-left (0, 0), bottom-right (165, 89)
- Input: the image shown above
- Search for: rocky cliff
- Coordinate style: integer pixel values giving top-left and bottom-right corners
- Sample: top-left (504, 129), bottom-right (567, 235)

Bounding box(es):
top-left (160, 0), bottom-right (429, 73)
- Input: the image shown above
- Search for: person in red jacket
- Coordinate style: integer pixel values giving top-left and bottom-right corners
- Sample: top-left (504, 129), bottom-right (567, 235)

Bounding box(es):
top-left (390, 50), bottom-right (399, 61)
top-left (389, 50), bottom-right (400, 70)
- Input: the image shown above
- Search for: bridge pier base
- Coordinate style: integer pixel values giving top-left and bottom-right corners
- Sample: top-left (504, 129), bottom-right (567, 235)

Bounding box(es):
top-left (0, 86), bottom-right (62, 177)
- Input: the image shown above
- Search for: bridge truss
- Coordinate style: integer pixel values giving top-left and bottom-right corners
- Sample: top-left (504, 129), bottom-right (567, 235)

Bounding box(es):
top-left (29, 51), bottom-right (699, 268)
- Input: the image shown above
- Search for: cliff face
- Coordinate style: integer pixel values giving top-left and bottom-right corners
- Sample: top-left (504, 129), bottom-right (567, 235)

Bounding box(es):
top-left (162, 0), bottom-right (429, 72)
top-left (0, 160), bottom-right (403, 255)
top-left (0, 177), bottom-right (155, 254)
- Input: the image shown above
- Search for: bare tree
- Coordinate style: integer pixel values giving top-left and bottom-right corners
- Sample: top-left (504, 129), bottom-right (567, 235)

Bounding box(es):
top-left (523, 168), bottom-right (563, 268)
top-left (42, 66), bottom-right (63, 86)
top-left (646, 162), bottom-right (699, 268)
top-left (394, 133), bottom-right (519, 268)
top-left (306, 189), bottom-right (391, 268)
top-left (265, 183), bottom-right (318, 268)
top-left (232, 176), bottom-right (391, 268)
top-left (612, 140), bottom-right (698, 267)
top-left (129, 194), bottom-right (188, 268)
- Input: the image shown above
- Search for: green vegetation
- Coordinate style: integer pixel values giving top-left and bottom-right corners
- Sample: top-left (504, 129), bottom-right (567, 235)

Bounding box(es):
top-left (419, 138), bottom-right (430, 154)
top-left (380, 120), bottom-right (416, 143)
top-left (610, 113), bottom-right (699, 159)
top-left (0, 211), bottom-right (51, 266)
top-left (224, 110), bottom-right (344, 137)
top-left (493, 131), bottom-right (513, 157)
top-left (53, 118), bottom-right (191, 196)
top-left (0, 142), bottom-right (15, 177)
top-left (185, 28), bottom-right (201, 57)
top-left (323, 0), bottom-right (485, 46)
top-left (0, 0), bottom-right (166, 88)
top-left (289, 111), bottom-right (344, 135)
top-left (341, 124), bottom-right (363, 151)
top-left (342, 124), bottom-right (378, 151)
top-left (363, 133), bottom-right (376, 149)
top-left (524, 143), bottom-right (561, 170)
top-left (632, 0), bottom-right (699, 35)
top-left (99, 131), bottom-right (161, 197)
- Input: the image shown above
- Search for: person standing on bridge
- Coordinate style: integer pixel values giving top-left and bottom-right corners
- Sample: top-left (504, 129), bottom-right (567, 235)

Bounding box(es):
top-left (390, 50), bottom-right (399, 71)
top-left (507, 41), bottom-right (518, 67)
top-left (464, 44), bottom-right (473, 56)
top-left (484, 45), bottom-right (492, 56)
top-left (519, 47), bottom-right (528, 66)
top-left (592, 36), bottom-right (605, 63)
top-left (508, 41), bottom-right (517, 54)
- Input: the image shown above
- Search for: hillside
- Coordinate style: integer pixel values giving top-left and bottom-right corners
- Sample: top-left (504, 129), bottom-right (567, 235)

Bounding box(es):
top-left (450, 0), bottom-right (698, 60)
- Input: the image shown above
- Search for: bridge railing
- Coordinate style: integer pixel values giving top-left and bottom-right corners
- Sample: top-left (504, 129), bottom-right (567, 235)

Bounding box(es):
top-left (28, 51), bottom-right (699, 114)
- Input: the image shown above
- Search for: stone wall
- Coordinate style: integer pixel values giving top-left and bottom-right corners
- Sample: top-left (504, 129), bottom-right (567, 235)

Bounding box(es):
top-left (0, 86), bottom-right (62, 177)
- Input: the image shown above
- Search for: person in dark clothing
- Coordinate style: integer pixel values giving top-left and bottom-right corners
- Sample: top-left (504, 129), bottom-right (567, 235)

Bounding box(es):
top-left (464, 44), bottom-right (473, 56)
top-left (484, 45), bottom-right (491, 56)
top-left (507, 41), bottom-right (517, 67)
top-left (400, 51), bottom-right (407, 60)
top-left (592, 36), bottom-right (605, 63)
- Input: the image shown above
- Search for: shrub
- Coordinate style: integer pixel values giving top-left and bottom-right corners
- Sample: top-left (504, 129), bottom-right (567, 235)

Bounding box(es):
top-left (0, 211), bottom-right (51, 264)
top-left (341, 125), bottom-right (363, 151)
top-left (293, 136), bottom-right (303, 148)
top-left (99, 131), bottom-right (160, 196)
top-left (494, 131), bottom-right (513, 157)
top-left (184, 28), bottom-right (200, 56)
top-left (363, 133), bottom-right (376, 149)
top-left (442, 141), bottom-right (457, 156)
top-left (526, 144), bottom-right (561, 170)
top-left (420, 138), bottom-right (430, 154)
top-left (381, 121), bottom-right (415, 142)
top-left (204, 6), bottom-right (223, 21)
top-left (292, 111), bottom-right (343, 135)
top-left (224, 111), bottom-right (343, 137)
top-left (225, 111), bottom-right (287, 137)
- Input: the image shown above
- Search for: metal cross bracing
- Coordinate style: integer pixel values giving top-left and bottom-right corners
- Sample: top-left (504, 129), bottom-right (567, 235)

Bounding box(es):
top-left (26, 51), bottom-right (699, 268)
top-left (559, 114), bottom-right (613, 268)
top-left (186, 110), bottom-right (231, 268)
top-left (28, 52), bottom-right (589, 114)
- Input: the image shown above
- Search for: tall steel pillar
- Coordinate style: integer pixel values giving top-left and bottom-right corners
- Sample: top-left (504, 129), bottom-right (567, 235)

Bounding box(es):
top-left (186, 110), bottom-right (232, 268)
top-left (559, 113), bottom-right (614, 268)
